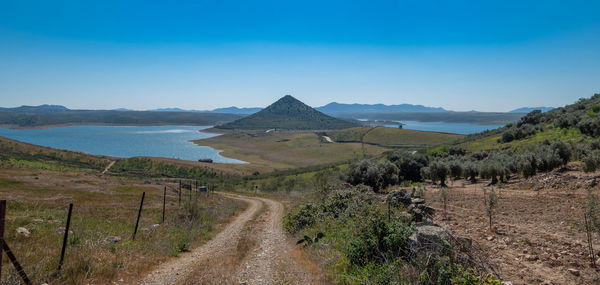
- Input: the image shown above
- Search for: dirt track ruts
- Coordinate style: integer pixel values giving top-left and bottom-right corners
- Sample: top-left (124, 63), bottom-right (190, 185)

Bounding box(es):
top-left (139, 193), bottom-right (326, 285)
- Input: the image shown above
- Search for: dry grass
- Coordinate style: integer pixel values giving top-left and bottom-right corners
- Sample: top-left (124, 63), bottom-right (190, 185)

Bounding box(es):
top-left (0, 167), bottom-right (244, 284)
top-left (194, 131), bottom-right (388, 170)
top-left (326, 126), bottom-right (464, 147)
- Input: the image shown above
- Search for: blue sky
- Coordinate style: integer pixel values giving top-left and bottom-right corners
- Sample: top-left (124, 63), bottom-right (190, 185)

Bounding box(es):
top-left (0, 0), bottom-right (599, 112)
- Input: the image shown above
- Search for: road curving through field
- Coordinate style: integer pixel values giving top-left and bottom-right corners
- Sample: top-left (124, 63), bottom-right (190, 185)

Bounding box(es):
top-left (139, 192), bottom-right (327, 285)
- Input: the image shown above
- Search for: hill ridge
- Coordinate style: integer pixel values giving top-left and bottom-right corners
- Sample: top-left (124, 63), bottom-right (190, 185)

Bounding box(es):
top-left (215, 95), bottom-right (357, 130)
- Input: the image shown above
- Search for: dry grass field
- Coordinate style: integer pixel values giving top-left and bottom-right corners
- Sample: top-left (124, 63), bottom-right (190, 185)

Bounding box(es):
top-left (326, 126), bottom-right (464, 147)
top-left (0, 167), bottom-right (244, 284)
top-left (194, 131), bottom-right (389, 170)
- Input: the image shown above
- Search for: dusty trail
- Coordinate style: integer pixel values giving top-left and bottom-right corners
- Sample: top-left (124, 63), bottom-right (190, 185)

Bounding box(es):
top-left (101, 160), bottom-right (115, 174)
top-left (139, 193), bottom-right (325, 285)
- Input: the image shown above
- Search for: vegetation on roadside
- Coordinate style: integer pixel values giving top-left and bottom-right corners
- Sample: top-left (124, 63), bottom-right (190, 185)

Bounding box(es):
top-left (282, 176), bottom-right (499, 284)
top-left (0, 169), bottom-right (244, 284)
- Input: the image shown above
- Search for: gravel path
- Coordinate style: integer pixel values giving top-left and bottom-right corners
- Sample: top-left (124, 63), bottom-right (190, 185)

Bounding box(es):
top-left (139, 193), bottom-right (324, 285)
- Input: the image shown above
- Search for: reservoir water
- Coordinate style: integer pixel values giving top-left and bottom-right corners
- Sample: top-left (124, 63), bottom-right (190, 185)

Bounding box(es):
top-left (385, 121), bottom-right (503, 135)
top-left (0, 125), bottom-right (246, 163)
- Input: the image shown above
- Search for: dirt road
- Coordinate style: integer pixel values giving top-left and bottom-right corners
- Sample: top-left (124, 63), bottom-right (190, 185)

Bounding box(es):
top-left (139, 193), bottom-right (327, 285)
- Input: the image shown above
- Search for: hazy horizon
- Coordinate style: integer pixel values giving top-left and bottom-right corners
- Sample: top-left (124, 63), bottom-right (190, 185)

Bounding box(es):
top-left (1, 1), bottom-right (599, 112)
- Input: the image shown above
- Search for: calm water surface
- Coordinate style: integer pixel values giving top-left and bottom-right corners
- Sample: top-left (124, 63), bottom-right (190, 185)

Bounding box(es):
top-left (384, 121), bottom-right (503, 135)
top-left (0, 125), bottom-right (246, 163)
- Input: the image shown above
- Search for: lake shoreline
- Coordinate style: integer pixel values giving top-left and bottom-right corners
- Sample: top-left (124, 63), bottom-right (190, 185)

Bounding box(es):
top-left (0, 125), bottom-right (247, 164)
top-left (0, 123), bottom-right (220, 130)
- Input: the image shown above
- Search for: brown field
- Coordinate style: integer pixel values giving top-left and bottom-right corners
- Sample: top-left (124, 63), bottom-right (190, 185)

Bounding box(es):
top-left (194, 131), bottom-right (388, 170)
top-left (326, 126), bottom-right (464, 147)
top-left (0, 167), bottom-right (244, 284)
top-left (411, 164), bottom-right (600, 284)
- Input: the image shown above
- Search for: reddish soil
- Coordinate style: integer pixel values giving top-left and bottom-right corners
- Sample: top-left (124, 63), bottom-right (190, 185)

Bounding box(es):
top-left (424, 165), bottom-right (600, 284)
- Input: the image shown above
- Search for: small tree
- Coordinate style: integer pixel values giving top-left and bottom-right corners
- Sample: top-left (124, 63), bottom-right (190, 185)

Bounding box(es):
top-left (344, 159), bottom-right (399, 192)
top-left (463, 161), bottom-right (479, 183)
top-left (486, 189), bottom-right (498, 232)
top-left (428, 160), bottom-right (449, 187)
top-left (585, 189), bottom-right (599, 268)
top-left (440, 187), bottom-right (449, 219)
top-left (551, 139), bottom-right (572, 166)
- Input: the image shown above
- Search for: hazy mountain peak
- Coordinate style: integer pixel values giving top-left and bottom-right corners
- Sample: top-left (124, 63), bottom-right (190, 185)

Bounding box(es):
top-left (215, 95), bottom-right (357, 130)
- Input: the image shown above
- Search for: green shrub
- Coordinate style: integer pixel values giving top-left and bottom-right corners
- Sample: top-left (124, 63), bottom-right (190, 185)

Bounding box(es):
top-left (344, 159), bottom-right (399, 192)
top-left (428, 145), bottom-right (450, 157)
top-left (394, 152), bottom-right (429, 182)
top-left (283, 203), bottom-right (319, 234)
top-left (345, 218), bottom-right (413, 266)
top-left (583, 150), bottom-right (600, 172)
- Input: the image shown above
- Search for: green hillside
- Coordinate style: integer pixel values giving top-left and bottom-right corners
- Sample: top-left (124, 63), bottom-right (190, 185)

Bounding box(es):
top-left (461, 93), bottom-right (600, 151)
top-left (215, 95), bottom-right (358, 130)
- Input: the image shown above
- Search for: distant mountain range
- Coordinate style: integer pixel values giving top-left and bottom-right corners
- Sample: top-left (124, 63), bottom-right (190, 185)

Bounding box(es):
top-left (508, 107), bottom-right (555, 113)
top-left (315, 102), bottom-right (448, 113)
top-left (139, 107), bottom-right (262, 114)
top-left (211, 107), bottom-right (263, 114)
top-left (0, 105), bottom-right (242, 127)
top-left (4, 103), bottom-right (552, 115)
top-left (215, 95), bottom-right (357, 130)
top-left (0, 104), bottom-right (70, 113)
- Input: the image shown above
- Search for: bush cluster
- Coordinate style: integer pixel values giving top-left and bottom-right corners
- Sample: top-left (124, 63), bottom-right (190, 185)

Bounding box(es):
top-left (344, 138), bottom-right (581, 190)
top-left (343, 160), bottom-right (399, 192)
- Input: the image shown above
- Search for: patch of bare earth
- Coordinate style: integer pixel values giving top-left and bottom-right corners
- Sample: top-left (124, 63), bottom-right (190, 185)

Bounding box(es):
top-left (424, 165), bottom-right (600, 285)
top-left (140, 194), bottom-right (327, 285)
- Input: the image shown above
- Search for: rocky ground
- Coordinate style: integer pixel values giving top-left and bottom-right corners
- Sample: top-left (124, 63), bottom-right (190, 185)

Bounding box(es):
top-left (421, 164), bottom-right (600, 284)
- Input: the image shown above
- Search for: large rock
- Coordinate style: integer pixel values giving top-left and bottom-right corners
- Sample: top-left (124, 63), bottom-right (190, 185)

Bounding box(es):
top-left (387, 190), bottom-right (411, 206)
top-left (411, 225), bottom-right (452, 256)
top-left (16, 227), bottom-right (30, 238)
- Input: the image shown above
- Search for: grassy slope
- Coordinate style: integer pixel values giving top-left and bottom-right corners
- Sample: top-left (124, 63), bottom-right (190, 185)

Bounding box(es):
top-left (0, 136), bottom-right (247, 283)
top-left (461, 127), bottom-right (585, 152)
top-left (0, 136), bottom-right (112, 172)
top-left (0, 169), bottom-right (244, 284)
top-left (194, 131), bottom-right (387, 169)
top-left (459, 94), bottom-right (600, 152)
top-left (326, 126), bottom-right (464, 147)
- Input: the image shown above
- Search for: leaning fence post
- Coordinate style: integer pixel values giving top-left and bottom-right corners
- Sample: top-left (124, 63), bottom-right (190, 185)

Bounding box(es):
top-left (2, 242), bottom-right (31, 285)
top-left (388, 201), bottom-right (391, 223)
top-left (56, 203), bottom-right (73, 274)
top-left (162, 187), bottom-right (166, 223)
top-left (132, 192), bottom-right (145, 240)
top-left (0, 200), bottom-right (6, 281)
top-left (178, 181), bottom-right (182, 207)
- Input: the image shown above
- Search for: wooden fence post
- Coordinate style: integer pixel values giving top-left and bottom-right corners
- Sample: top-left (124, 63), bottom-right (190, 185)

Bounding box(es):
top-left (162, 187), bottom-right (166, 223)
top-left (2, 242), bottom-right (31, 285)
top-left (132, 192), bottom-right (145, 240)
top-left (0, 200), bottom-right (5, 281)
top-left (56, 203), bottom-right (73, 274)
top-left (178, 180), bottom-right (182, 207)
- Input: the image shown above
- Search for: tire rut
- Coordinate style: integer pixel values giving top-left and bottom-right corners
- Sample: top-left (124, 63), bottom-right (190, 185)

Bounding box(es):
top-left (139, 193), bottom-right (324, 285)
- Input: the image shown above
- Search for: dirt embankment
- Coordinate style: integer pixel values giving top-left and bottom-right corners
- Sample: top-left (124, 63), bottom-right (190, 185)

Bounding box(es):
top-left (139, 193), bottom-right (328, 285)
top-left (424, 166), bottom-right (600, 285)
